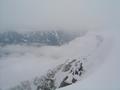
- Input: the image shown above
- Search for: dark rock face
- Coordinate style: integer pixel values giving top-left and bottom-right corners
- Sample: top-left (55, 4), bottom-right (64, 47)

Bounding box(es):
top-left (33, 70), bottom-right (57, 90)
top-left (59, 59), bottom-right (84, 88)
top-left (36, 79), bottom-right (55, 90)
top-left (59, 82), bottom-right (71, 88)
top-left (72, 78), bottom-right (77, 83)
top-left (62, 59), bottom-right (77, 72)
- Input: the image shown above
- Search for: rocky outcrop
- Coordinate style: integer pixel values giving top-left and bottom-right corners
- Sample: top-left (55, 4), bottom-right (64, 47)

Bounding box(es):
top-left (8, 58), bottom-right (84, 90)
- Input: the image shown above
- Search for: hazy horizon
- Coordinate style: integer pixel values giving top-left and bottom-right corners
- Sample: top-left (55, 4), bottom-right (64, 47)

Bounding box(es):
top-left (0, 0), bottom-right (120, 32)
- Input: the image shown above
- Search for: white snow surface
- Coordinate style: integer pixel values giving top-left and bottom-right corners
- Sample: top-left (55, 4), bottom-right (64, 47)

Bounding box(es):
top-left (58, 30), bottom-right (120, 90)
top-left (0, 30), bottom-right (118, 90)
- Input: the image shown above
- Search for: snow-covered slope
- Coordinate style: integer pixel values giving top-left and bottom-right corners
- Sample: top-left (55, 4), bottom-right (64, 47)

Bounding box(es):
top-left (58, 31), bottom-right (120, 90)
top-left (0, 31), bottom-right (113, 90)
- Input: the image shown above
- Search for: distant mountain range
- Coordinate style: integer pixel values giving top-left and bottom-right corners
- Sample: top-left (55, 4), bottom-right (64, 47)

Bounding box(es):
top-left (0, 30), bottom-right (86, 46)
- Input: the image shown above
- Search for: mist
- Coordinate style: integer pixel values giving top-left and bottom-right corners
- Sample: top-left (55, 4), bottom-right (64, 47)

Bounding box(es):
top-left (0, 0), bottom-right (120, 90)
top-left (0, 31), bottom-right (112, 89)
top-left (0, 0), bottom-right (120, 31)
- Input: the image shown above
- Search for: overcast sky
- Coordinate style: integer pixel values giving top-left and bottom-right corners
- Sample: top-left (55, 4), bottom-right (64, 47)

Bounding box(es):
top-left (0, 0), bottom-right (120, 31)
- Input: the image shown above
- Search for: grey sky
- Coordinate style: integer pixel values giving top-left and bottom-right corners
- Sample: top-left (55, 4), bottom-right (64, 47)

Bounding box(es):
top-left (0, 0), bottom-right (120, 31)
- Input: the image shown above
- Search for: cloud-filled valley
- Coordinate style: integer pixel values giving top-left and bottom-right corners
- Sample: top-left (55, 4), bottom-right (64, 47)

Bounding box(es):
top-left (0, 30), bottom-right (113, 90)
